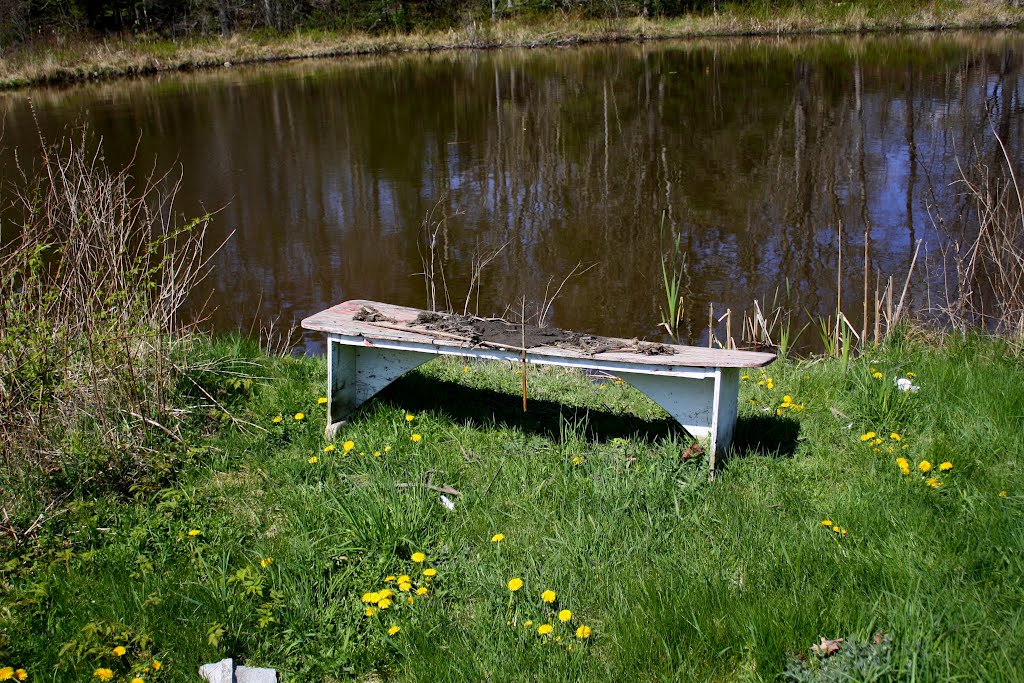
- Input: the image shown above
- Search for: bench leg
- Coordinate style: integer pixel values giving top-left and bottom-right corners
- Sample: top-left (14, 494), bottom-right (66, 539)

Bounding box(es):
top-left (616, 367), bottom-right (738, 479)
top-left (326, 339), bottom-right (430, 439)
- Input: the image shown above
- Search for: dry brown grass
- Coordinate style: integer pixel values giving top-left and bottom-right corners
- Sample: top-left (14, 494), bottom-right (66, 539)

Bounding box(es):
top-left (0, 126), bottom-right (218, 526)
top-left (940, 135), bottom-right (1024, 342)
top-left (2, 1), bottom-right (1022, 89)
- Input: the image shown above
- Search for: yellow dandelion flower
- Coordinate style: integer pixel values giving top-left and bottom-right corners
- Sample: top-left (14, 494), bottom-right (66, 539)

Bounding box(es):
top-left (906, 371), bottom-right (916, 378)
top-left (558, 609), bottom-right (572, 622)
top-left (131, 678), bottom-right (144, 683)
top-left (416, 587), bottom-right (429, 595)
top-left (317, 397), bottom-right (328, 404)
top-left (832, 526), bottom-right (840, 533)
top-left (508, 577), bottom-right (523, 591)
top-left (0, 669), bottom-right (14, 681)
top-left (323, 444), bottom-right (335, 452)
top-left (766, 379), bottom-right (775, 389)
top-left (388, 625), bottom-right (401, 636)
top-left (782, 395), bottom-right (793, 404)
top-left (342, 440), bottom-right (355, 452)
top-left (151, 661), bottom-right (161, 671)
top-left (411, 552), bottom-right (426, 563)
top-left (406, 596), bottom-right (414, 604)
top-left (362, 591), bottom-right (381, 603)
top-left (491, 533), bottom-right (505, 542)
top-left (379, 588), bottom-right (394, 599)
top-left (405, 414), bottom-right (415, 422)
top-left (93, 670), bottom-right (113, 682)
top-left (378, 598), bottom-right (393, 609)
top-left (542, 590), bottom-right (556, 603)
top-left (524, 620), bottom-right (533, 627)
top-left (397, 575), bottom-right (410, 583)
top-left (411, 433), bottom-right (422, 442)
top-left (939, 462), bottom-right (953, 472)
top-left (423, 568), bottom-right (437, 577)
top-left (576, 625), bottom-right (592, 639)
top-left (385, 445), bottom-right (392, 452)
top-left (294, 412), bottom-right (305, 421)
top-left (919, 460), bottom-right (932, 473)
top-left (572, 455), bottom-right (585, 465)
top-left (373, 451), bottom-right (382, 457)
top-left (890, 433), bottom-right (901, 441)
top-left (741, 374), bottom-right (749, 380)
top-left (15, 671), bottom-right (27, 682)
top-left (927, 478), bottom-right (941, 488)
top-left (537, 624), bottom-right (554, 635)
top-left (398, 582), bottom-right (412, 592)
top-left (187, 529), bottom-right (201, 536)
top-left (308, 456), bottom-right (318, 464)
top-left (820, 520), bottom-right (832, 527)
top-left (860, 432), bottom-right (876, 442)
top-left (272, 416), bottom-right (283, 424)
top-left (112, 646), bottom-right (127, 657)
top-left (896, 457), bottom-right (910, 475)
top-left (464, 366), bottom-right (470, 373)
top-left (775, 408), bottom-right (783, 416)
top-left (840, 529), bottom-right (848, 536)
top-left (872, 371), bottom-right (883, 379)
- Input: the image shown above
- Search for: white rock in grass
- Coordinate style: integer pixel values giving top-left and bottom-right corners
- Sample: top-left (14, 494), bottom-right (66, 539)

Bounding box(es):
top-left (199, 658), bottom-right (277, 683)
top-left (237, 665), bottom-right (278, 683)
top-left (895, 377), bottom-right (920, 393)
top-left (199, 659), bottom-right (234, 683)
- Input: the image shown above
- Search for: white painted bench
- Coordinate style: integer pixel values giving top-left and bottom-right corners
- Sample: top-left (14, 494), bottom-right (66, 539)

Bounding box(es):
top-left (302, 300), bottom-right (775, 476)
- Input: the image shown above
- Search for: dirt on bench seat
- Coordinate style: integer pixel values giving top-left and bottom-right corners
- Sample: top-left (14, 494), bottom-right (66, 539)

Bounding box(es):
top-left (413, 311), bottom-right (675, 356)
top-left (351, 304), bottom-right (675, 356)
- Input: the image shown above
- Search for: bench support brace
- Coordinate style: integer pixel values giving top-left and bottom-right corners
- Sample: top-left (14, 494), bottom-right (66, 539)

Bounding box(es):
top-left (620, 367), bottom-right (738, 474)
top-left (326, 342), bottom-right (430, 438)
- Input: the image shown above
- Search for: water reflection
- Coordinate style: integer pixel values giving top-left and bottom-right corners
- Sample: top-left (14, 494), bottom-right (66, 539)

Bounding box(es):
top-left (1, 32), bottom-right (1020, 351)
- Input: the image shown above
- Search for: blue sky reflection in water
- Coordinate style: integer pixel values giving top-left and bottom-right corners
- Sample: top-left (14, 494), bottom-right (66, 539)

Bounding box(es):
top-left (1, 32), bottom-right (1021, 352)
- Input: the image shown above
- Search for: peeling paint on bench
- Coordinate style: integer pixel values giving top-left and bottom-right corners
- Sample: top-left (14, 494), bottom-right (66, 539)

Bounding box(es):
top-left (302, 300), bottom-right (775, 477)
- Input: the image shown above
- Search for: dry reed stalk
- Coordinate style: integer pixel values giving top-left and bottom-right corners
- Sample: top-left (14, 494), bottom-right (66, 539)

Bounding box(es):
top-left (708, 303), bottom-right (714, 348)
top-left (835, 220), bottom-right (843, 356)
top-left (863, 229), bottom-right (870, 342)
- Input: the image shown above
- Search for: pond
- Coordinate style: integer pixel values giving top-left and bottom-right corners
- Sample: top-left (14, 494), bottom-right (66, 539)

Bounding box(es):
top-left (2, 31), bottom-right (1021, 351)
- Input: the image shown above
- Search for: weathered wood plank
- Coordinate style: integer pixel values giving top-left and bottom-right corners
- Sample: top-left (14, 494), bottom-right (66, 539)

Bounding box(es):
top-left (302, 299), bottom-right (775, 369)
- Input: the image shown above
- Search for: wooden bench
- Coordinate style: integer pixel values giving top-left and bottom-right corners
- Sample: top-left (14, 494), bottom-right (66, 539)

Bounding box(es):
top-left (302, 300), bottom-right (775, 476)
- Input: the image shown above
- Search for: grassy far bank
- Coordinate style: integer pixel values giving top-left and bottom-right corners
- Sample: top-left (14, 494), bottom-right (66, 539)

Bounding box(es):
top-left (1, 331), bottom-right (1023, 681)
top-left (2, 0), bottom-right (1023, 90)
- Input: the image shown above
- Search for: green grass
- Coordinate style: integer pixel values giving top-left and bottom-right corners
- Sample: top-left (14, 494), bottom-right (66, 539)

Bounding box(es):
top-left (1, 332), bottom-right (1023, 681)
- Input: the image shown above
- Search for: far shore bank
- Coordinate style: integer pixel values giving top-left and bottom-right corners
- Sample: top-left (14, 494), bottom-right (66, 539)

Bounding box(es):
top-left (2, 1), bottom-right (1023, 90)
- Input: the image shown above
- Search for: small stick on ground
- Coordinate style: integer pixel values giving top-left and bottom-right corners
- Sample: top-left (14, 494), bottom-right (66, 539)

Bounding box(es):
top-left (395, 482), bottom-right (462, 497)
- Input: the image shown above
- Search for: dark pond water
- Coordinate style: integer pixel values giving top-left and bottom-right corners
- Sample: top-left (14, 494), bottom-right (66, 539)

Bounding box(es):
top-left (2, 32), bottom-right (1022, 351)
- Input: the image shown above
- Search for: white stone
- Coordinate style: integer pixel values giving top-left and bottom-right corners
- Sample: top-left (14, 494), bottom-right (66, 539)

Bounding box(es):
top-left (199, 658), bottom-right (234, 683)
top-left (199, 658), bottom-right (277, 683)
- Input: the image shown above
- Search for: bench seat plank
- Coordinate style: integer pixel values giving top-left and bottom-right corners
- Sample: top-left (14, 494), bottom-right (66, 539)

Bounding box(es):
top-left (302, 299), bottom-right (776, 477)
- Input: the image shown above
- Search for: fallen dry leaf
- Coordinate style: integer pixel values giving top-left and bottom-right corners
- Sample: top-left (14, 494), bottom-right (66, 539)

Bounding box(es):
top-left (811, 637), bottom-right (844, 657)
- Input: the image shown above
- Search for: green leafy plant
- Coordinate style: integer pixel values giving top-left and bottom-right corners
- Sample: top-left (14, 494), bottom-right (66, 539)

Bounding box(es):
top-left (658, 212), bottom-right (689, 342)
top-left (784, 632), bottom-right (909, 682)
